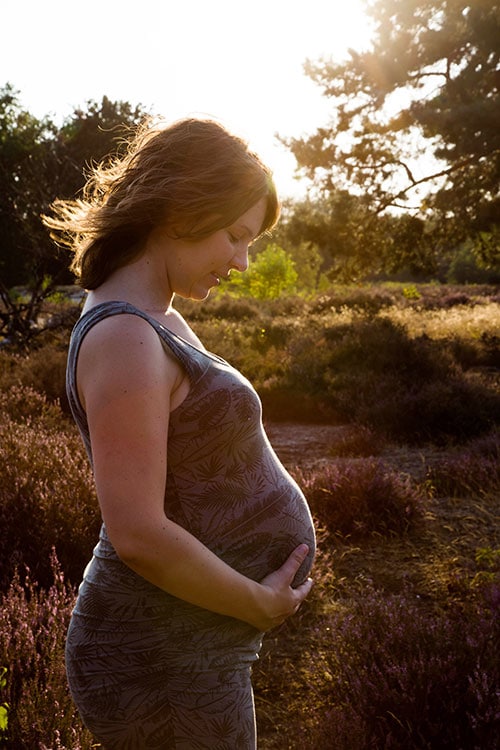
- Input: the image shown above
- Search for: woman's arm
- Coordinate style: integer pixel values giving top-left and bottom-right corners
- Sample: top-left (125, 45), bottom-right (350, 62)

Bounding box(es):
top-left (77, 314), bottom-right (313, 631)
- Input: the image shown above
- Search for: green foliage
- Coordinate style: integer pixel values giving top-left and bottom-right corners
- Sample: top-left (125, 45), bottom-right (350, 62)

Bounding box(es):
top-left (274, 192), bottom-right (391, 281)
top-left (222, 243), bottom-right (299, 299)
top-left (447, 242), bottom-right (500, 284)
top-left (0, 667), bottom-right (8, 737)
top-left (0, 84), bottom-right (58, 287)
top-left (0, 85), bottom-right (146, 347)
top-left (284, 0), bottom-right (500, 271)
top-left (402, 284), bottom-right (421, 300)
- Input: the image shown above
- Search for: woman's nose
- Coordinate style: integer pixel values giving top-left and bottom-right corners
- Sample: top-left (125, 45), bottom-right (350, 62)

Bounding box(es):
top-left (232, 246), bottom-right (249, 273)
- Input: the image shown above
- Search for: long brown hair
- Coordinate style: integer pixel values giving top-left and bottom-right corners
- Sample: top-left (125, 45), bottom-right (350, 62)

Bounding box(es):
top-left (43, 117), bottom-right (280, 289)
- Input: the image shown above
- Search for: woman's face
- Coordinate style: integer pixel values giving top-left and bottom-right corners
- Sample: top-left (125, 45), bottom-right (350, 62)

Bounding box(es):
top-left (158, 198), bottom-right (268, 301)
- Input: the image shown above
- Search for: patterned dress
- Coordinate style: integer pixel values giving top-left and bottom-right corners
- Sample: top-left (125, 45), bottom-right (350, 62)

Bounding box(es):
top-left (65, 301), bottom-right (316, 749)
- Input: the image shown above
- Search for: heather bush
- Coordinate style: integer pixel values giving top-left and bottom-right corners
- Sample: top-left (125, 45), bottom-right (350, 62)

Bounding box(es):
top-left (321, 317), bottom-right (456, 386)
top-left (444, 333), bottom-right (500, 371)
top-left (0, 555), bottom-right (95, 749)
top-left (294, 460), bottom-right (424, 538)
top-left (407, 283), bottom-right (496, 309)
top-left (309, 285), bottom-right (397, 315)
top-left (287, 317), bottom-right (455, 413)
top-left (0, 384), bottom-right (64, 428)
top-left (383, 299), bottom-right (500, 339)
top-left (295, 583), bottom-right (500, 750)
top-left (360, 375), bottom-right (500, 445)
top-left (175, 293), bottom-right (263, 321)
top-left (0, 386), bottom-right (99, 591)
top-left (328, 424), bottom-right (386, 457)
top-left (286, 316), bottom-right (500, 442)
top-left (426, 431), bottom-right (500, 498)
top-left (0, 339), bottom-right (69, 410)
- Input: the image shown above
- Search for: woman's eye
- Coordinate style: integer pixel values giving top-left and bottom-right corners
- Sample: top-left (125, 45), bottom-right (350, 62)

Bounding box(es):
top-left (229, 232), bottom-right (239, 244)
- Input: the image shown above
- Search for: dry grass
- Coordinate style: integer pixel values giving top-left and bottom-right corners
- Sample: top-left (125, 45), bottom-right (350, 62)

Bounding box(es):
top-left (381, 300), bottom-right (500, 339)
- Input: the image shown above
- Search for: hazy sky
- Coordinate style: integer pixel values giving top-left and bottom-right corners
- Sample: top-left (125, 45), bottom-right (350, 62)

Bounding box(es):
top-left (2, 0), bottom-right (373, 196)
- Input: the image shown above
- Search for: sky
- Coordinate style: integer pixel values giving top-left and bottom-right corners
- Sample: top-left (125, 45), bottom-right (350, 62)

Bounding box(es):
top-left (2, 0), bottom-right (374, 198)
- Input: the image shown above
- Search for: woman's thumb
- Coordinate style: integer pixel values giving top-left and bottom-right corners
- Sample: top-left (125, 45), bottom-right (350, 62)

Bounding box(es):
top-left (282, 544), bottom-right (309, 581)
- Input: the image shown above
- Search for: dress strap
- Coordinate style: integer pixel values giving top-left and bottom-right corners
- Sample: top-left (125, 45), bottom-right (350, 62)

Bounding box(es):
top-left (66, 300), bottom-right (211, 440)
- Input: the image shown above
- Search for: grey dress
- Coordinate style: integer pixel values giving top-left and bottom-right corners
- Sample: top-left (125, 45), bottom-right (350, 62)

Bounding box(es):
top-left (65, 301), bottom-right (316, 749)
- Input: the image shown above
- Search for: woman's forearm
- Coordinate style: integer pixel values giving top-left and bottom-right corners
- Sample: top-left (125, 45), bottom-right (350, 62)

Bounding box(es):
top-left (111, 516), bottom-right (310, 631)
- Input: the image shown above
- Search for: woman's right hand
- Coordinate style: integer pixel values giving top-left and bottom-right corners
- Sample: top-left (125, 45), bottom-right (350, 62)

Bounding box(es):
top-left (250, 544), bottom-right (314, 631)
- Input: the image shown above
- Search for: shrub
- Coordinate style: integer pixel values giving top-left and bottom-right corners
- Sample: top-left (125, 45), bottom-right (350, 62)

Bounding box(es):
top-left (0, 386), bottom-right (99, 591)
top-left (175, 294), bottom-right (264, 322)
top-left (287, 317), bottom-right (457, 417)
top-left (0, 340), bottom-right (69, 411)
top-left (328, 425), bottom-right (386, 457)
top-left (295, 460), bottom-right (424, 538)
top-left (287, 316), bottom-right (500, 443)
top-left (309, 286), bottom-right (397, 315)
top-left (0, 555), bottom-right (94, 749)
top-left (296, 583), bottom-right (500, 749)
top-left (322, 317), bottom-right (455, 386)
top-left (361, 376), bottom-right (500, 445)
top-left (426, 431), bottom-right (500, 498)
top-left (0, 384), bottom-right (64, 429)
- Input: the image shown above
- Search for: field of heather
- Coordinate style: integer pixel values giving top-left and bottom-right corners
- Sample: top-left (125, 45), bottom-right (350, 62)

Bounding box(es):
top-left (0, 283), bottom-right (499, 749)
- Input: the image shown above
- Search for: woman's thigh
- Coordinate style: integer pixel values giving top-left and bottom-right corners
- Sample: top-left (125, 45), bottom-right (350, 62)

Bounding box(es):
top-left (72, 665), bottom-right (257, 750)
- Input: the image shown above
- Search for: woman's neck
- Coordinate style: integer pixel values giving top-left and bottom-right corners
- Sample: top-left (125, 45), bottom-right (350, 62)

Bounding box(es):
top-left (85, 254), bottom-right (174, 314)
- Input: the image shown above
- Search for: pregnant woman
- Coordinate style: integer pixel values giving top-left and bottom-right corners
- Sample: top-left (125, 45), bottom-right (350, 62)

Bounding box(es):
top-left (44, 117), bottom-right (315, 749)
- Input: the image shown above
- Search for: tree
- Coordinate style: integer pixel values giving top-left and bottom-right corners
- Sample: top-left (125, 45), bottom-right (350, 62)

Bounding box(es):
top-left (0, 84), bottom-right (59, 287)
top-left (284, 0), bottom-right (500, 271)
top-left (274, 192), bottom-right (392, 281)
top-left (0, 86), bottom-right (147, 346)
top-left (53, 95), bottom-right (147, 202)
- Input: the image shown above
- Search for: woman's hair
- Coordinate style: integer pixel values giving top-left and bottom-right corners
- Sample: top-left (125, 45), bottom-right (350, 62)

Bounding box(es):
top-left (43, 117), bottom-right (280, 289)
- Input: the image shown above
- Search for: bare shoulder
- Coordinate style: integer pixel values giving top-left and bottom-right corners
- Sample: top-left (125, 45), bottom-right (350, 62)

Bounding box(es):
top-left (79, 312), bottom-right (166, 363)
top-left (77, 313), bottom-right (183, 407)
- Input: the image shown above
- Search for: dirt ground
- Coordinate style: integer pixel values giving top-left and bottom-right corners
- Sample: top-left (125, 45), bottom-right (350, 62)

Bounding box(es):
top-left (264, 421), bottom-right (448, 480)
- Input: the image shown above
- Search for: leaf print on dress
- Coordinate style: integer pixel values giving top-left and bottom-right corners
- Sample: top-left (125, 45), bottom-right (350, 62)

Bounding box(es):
top-left (180, 387), bottom-right (232, 429)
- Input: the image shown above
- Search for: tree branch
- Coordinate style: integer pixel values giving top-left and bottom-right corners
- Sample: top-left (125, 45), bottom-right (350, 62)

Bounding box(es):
top-left (376, 155), bottom-right (481, 213)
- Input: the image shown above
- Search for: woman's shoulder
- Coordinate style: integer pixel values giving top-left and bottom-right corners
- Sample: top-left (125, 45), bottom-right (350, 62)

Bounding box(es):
top-left (76, 306), bottom-right (182, 389)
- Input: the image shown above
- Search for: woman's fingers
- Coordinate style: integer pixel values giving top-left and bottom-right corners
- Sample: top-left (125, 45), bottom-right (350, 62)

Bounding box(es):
top-left (294, 575), bottom-right (314, 604)
top-left (254, 544), bottom-right (314, 630)
top-left (277, 543), bottom-right (310, 587)
top-left (259, 544), bottom-right (311, 591)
